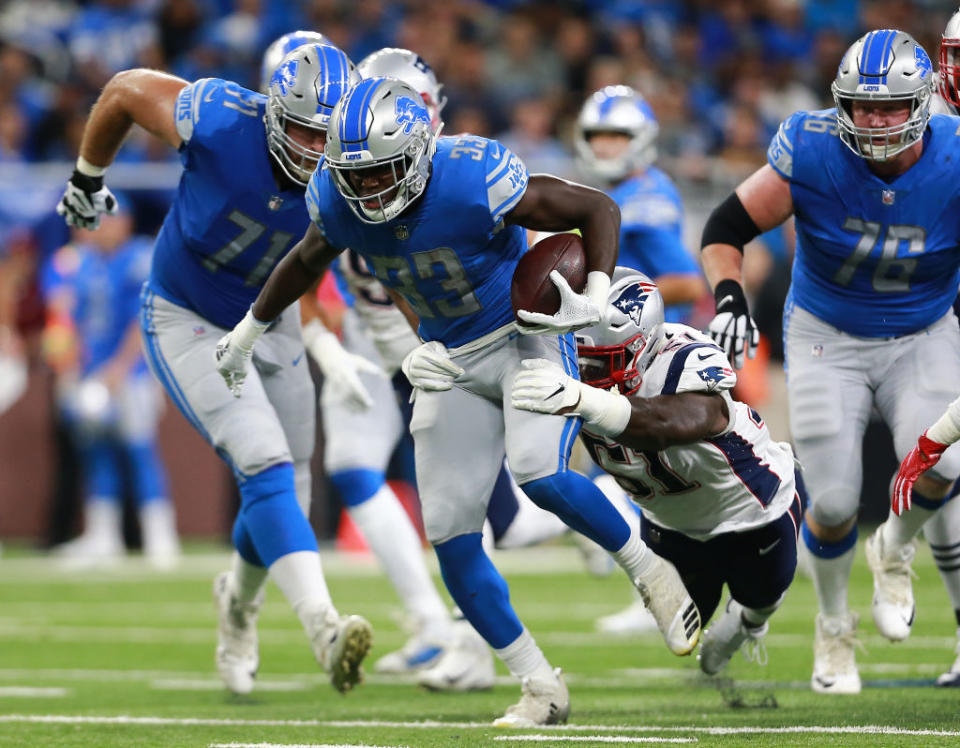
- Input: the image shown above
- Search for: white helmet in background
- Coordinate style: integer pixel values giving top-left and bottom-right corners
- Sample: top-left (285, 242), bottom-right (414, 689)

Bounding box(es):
top-left (575, 268), bottom-right (665, 396)
top-left (260, 30), bottom-right (330, 93)
top-left (265, 43), bottom-right (360, 185)
top-left (940, 9), bottom-right (960, 114)
top-left (575, 85), bottom-right (659, 183)
top-left (357, 47), bottom-right (447, 132)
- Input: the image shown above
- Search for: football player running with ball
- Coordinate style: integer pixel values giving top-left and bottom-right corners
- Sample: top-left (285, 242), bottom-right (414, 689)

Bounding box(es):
top-left (57, 41), bottom-right (374, 695)
top-left (700, 30), bottom-right (960, 694)
top-left (215, 76), bottom-right (701, 726)
top-left (512, 269), bottom-right (806, 674)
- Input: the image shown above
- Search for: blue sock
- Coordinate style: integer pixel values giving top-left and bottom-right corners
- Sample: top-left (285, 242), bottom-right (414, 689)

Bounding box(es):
top-left (232, 516), bottom-right (263, 566)
top-left (486, 464), bottom-right (520, 544)
top-left (433, 533), bottom-right (523, 649)
top-left (329, 468), bottom-right (384, 507)
top-left (125, 442), bottom-right (169, 506)
top-left (83, 439), bottom-right (121, 500)
top-left (521, 470), bottom-right (630, 552)
top-left (237, 463), bottom-right (317, 567)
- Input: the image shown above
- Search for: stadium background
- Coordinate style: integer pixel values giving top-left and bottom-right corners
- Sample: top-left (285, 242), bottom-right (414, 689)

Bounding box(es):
top-left (0, 0), bottom-right (954, 545)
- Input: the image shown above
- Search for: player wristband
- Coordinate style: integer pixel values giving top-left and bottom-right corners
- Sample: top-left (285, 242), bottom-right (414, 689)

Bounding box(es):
top-left (234, 308), bottom-right (270, 352)
top-left (585, 271), bottom-right (611, 312)
top-left (76, 156), bottom-right (107, 178)
top-left (574, 382), bottom-right (632, 436)
top-left (927, 396), bottom-right (960, 446)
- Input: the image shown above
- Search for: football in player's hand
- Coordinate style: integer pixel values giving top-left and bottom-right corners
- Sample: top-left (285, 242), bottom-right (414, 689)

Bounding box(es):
top-left (511, 233), bottom-right (587, 325)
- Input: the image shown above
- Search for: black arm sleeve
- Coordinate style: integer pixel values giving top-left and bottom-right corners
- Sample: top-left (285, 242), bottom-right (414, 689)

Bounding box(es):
top-left (700, 191), bottom-right (761, 254)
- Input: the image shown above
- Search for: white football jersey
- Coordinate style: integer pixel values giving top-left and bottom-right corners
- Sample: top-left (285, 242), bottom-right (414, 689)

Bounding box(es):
top-left (337, 249), bottom-right (420, 374)
top-left (931, 92), bottom-right (957, 116)
top-left (582, 324), bottom-right (799, 540)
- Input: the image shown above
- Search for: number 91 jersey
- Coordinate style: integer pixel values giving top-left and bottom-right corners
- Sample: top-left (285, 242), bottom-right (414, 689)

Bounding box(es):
top-left (582, 325), bottom-right (798, 540)
top-left (768, 109), bottom-right (960, 337)
top-left (148, 78), bottom-right (310, 330)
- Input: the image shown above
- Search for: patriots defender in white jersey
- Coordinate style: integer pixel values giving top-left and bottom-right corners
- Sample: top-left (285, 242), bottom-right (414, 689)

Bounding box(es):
top-left (216, 76), bottom-right (702, 727)
top-left (701, 30), bottom-right (960, 694)
top-left (57, 41), bottom-right (375, 695)
top-left (512, 269), bottom-right (805, 673)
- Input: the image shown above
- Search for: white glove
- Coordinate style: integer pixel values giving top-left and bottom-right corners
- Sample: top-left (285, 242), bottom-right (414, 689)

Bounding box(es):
top-left (511, 359), bottom-right (631, 436)
top-left (517, 270), bottom-right (609, 335)
top-left (401, 340), bottom-right (464, 391)
top-left (707, 280), bottom-right (758, 370)
top-left (302, 319), bottom-right (385, 411)
top-left (214, 309), bottom-right (270, 397)
top-left (56, 162), bottom-right (119, 230)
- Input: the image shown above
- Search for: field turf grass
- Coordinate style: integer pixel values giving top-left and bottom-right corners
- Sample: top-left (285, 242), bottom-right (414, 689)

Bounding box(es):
top-left (1, 535), bottom-right (959, 747)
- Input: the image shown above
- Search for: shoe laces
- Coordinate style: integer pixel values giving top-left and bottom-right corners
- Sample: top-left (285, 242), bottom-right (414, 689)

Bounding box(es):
top-left (741, 623), bottom-right (768, 666)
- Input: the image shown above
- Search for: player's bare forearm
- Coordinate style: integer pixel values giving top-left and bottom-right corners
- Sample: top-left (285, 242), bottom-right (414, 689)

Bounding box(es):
top-left (506, 175), bottom-right (619, 275)
top-left (616, 392), bottom-right (729, 452)
top-left (252, 223), bottom-right (341, 323)
top-left (80, 69), bottom-right (188, 167)
top-left (701, 244), bottom-right (747, 291)
top-left (385, 287), bottom-right (420, 334)
top-left (655, 273), bottom-right (706, 305)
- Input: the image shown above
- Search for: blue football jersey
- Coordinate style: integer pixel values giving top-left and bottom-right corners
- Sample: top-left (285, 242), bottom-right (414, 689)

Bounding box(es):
top-left (768, 108), bottom-right (960, 337)
top-left (307, 135), bottom-right (529, 347)
top-left (42, 237), bottom-right (153, 375)
top-left (148, 78), bottom-right (311, 329)
top-left (609, 167), bottom-right (699, 323)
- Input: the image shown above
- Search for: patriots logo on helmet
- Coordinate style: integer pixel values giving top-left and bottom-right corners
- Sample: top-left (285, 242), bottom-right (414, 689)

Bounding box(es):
top-left (697, 366), bottom-right (734, 387)
top-left (611, 281), bottom-right (658, 326)
top-left (271, 59), bottom-right (299, 95)
top-left (395, 96), bottom-right (431, 134)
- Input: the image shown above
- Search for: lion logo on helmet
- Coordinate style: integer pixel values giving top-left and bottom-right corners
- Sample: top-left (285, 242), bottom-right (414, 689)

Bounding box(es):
top-left (612, 281), bottom-right (658, 326)
top-left (395, 96), bottom-right (431, 134)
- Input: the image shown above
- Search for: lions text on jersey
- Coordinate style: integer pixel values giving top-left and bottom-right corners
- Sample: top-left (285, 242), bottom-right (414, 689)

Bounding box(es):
top-left (307, 134), bottom-right (529, 347)
top-left (768, 109), bottom-right (960, 337)
top-left (582, 324), bottom-right (800, 540)
top-left (149, 78), bottom-right (311, 329)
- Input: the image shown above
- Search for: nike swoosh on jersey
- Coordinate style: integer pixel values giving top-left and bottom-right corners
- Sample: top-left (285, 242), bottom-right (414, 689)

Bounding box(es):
top-left (697, 351), bottom-right (712, 361)
top-left (758, 538), bottom-right (781, 556)
top-left (292, 352), bottom-right (304, 366)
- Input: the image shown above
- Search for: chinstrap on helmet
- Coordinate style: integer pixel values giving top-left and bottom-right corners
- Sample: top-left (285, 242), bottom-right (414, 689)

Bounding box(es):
top-left (260, 30), bottom-right (330, 93)
top-left (325, 76), bottom-right (436, 224)
top-left (832, 29), bottom-right (934, 161)
top-left (265, 42), bottom-right (360, 186)
top-left (357, 48), bottom-right (446, 132)
top-left (575, 267), bottom-right (665, 396)
top-left (575, 85), bottom-right (659, 182)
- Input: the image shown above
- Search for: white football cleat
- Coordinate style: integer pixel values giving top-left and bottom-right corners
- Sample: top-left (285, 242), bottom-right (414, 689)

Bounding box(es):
top-left (374, 634), bottom-right (445, 674)
top-left (52, 533), bottom-right (124, 568)
top-left (865, 527), bottom-right (916, 641)
top-left (811, 612), bottom-right (861, 694)
top-left (595, 598), bottom-right (659, 635)
top-left (417, 620), bottom-right (495, 692)
top-left (213, 571), bottom-right (262, 695)
top-left (698, 599), bottom-right (768, 675)
top-left (492, 668), bottom-right (569, 728)
top-left (633, 555), bottom-right (701, 655)
top-left (311, 611), bottom-right (373, 693)
top-left (936, 628), bottom-right (960, 687)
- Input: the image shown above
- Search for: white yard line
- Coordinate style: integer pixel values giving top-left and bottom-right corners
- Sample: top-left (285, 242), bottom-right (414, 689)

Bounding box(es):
top-left (151, 679), bottom-right (311, 692)
top-left (1, 715), bottom-right (959, 737)
top-left (209, 744), bottom-right (407, 748)
top-left (492, 737), bottom-right (696, 744)
top-left (0, 687), bottom-right (67, 698)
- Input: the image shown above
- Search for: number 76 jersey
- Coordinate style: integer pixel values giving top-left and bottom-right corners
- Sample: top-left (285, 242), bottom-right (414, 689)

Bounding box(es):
top-left (767, 109), bottom-right (960, 337)
top-left (582, 325), bottom-right (799, 541)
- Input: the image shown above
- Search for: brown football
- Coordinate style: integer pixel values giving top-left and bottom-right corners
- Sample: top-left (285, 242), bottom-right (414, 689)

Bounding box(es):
top-left (511, 232), bottom-right (587, 325)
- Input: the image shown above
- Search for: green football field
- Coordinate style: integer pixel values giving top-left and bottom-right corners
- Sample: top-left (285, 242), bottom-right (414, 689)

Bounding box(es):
top-left (1, 536), bottom-right (959, 747)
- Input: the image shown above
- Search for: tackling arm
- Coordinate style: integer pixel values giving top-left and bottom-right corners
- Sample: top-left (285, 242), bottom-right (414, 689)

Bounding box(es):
top-left (616, 392), bottom-right (729, 452)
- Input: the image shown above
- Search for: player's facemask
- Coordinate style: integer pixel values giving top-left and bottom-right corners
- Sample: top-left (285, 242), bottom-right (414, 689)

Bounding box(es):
top-left (577, 334), bottom-right (646, 396)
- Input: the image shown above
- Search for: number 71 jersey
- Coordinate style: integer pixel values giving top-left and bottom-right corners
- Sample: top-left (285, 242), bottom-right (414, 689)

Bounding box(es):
top-left (149, 78), bottom-right (310, 329)
top-left (767, 108), bottom-right (960, 337)
top-left (583, 325), bottom-right (799, 540)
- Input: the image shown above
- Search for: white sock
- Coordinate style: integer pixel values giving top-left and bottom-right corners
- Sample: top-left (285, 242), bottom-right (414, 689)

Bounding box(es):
top-left (611, 527), bottom-right (656, 581)
top-left (924, 498), bottom-right (960, 612)
top-left (741, 594), bottom-right (784, 628)
top-left (139, 500), bottom-right (180, 554)
top-left (85, 497), bottom-right (123, 543)
top-left (494, 627), bottom-right (554, 681)
top-left (348, 485), bottom-right (451, 639)
top-left (496, 482), bottom-right (570, 549)
top-left (231, 552), bottom-right (268, 605)
top-left (883, 503), bottom-right (938, 550)
top-left (269, 550), bottom-right (335, 630)
top-left (811, 545), bottom-right (856, 620)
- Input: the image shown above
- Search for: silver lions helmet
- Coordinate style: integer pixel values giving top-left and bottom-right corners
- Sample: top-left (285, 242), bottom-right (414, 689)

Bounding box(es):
top-left (357, 47), bottom-right (447, 133)
top-left (265, 42), bottom-right (360, 186)
top-left (575, 268), bottom-right (664, 396)
top-left (832, 29), bottom-right (934, 161)
top-left (575, 85), bottom-right (659, 183)
top-left (260, 30), bottom-right (330, 93)
top-left (325, 76), bottom-right (436, 224)
top-left (940, 10), bottom-right (960, 114)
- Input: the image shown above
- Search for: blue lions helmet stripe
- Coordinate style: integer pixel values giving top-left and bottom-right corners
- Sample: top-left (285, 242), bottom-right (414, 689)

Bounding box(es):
top-left (611, 280), bottom-right (658, 326)
top-left (859, 29), bottom-right (897, 84)
top-left (339, 78), bottom-right (382, 152)
top-left (395, 95), bottom-right (430, 134)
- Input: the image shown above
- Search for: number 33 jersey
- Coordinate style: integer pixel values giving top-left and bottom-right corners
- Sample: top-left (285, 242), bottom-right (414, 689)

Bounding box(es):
top-left (149, 78), bottom-right (311, 329)
top-left (768, 109), bottom-right (960, 337)
top-left (582, 325), bottom-right (798, 540)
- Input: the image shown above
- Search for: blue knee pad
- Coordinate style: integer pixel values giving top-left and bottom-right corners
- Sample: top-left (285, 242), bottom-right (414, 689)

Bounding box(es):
top-left (125, 442), bottom-right (169, 506)
top-left (521, 470), bottom-right (630, 552)
top-left (232, 516), bottom-right (263, 567)
top-left (801, 520), bottom-right (857, 559)
top-left (433, 533), bottom-right (523, 649)
top-left (237, 463), bottom-right (317, 567)
top-left (329, 468), bottom-right (384, 508)
top-left (486, 464), bottom-right (520, 544)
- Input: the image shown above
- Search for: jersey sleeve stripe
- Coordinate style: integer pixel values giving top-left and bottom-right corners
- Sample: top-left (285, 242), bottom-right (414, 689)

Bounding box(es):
top-left (489, 181), bottom-right (527, 223)
top-left (485, 150), bottom-right (511, 184)
top-left (660, 343), bottom-right (715, 395)
top-left (707, 431), bottom-right (782, 507)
